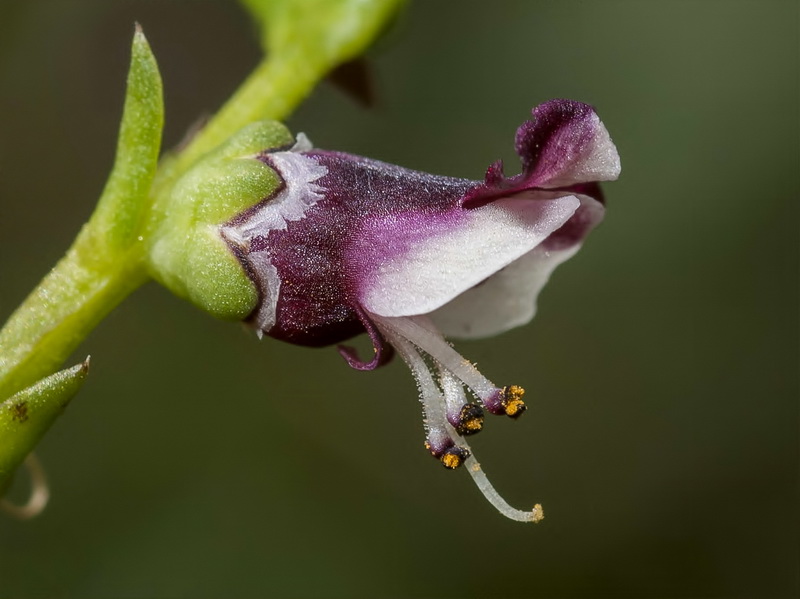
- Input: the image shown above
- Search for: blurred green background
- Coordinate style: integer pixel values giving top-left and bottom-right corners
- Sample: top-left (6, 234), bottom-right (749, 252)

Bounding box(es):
top-left (0, 1), bottom-right (797, 597)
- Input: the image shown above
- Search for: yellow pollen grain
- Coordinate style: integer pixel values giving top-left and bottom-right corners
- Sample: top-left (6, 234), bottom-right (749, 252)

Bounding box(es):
top-left (441, 454), bottom-right (462, 469)
top-left (532, 503), bottom-right (545, 523)
top-left (464, 418), bottom-right (483, 431)
top-left (505, 385), bottom-right (525, 401)
top-left (505, 399), bottom-right (525, 416)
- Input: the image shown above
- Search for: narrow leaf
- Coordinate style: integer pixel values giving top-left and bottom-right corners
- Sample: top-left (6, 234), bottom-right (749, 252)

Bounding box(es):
top-left (0, 359), bottom-right (90, 493)
top-left (92, 25), bottom-right (164, 251)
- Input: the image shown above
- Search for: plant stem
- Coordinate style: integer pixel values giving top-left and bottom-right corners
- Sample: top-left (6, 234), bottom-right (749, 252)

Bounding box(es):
top-left (0, 231), bottom-right (147, 400)
top-left (171, 52), bottom-right (319, 175)
top-left (0, 52), bottom-right (316, 401)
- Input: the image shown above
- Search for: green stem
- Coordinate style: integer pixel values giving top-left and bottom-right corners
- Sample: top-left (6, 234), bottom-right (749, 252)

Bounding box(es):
top-left (0, 27), bottom-right (162, 402)
top-left (169, 51), bottom-right (320, 175)
top-left (0, 1), bottom-right (404, 502)
top-left (0, 50), bottom-right (317, 401)
top-left (0, 0), bottom-right (401, 401)
top-left (0, 233), bottom-right (147, 400)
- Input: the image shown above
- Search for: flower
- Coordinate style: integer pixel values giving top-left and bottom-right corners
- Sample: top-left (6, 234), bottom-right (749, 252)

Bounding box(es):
top-left (220, 99), bottom-right (620, 522)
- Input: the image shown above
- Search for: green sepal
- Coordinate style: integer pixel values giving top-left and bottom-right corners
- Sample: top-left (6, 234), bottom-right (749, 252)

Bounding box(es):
top-left (147, 121), bottom-right (294, 321)
top-left (0, 359), bottom-right (89, 496)
top-left (89, 24), bottom-right (164, 255)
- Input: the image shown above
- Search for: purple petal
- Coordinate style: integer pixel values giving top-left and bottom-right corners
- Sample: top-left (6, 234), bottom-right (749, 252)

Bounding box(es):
top-left (238, 150), bottom-right (476, 346)
top-left (516, 99), bottom-right (621, 186)
top-left (225, 98), bottom-right (619, 351)
top-left (353, 195), bottom-right (580, 317)
top-left (463, 100), bottom-right (620, 207)
top-left (337, 307), bottom-right (394, 370)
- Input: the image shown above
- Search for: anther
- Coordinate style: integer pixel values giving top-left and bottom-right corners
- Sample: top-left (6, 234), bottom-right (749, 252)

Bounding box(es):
top-left (501, 385), bottom-right (527, 419)
top-left (455, 403), bottom-right (485, 436)
top-left (440, 446), bottom-right (470, 470)
top-left (424, 436), bottom-right (452, 459)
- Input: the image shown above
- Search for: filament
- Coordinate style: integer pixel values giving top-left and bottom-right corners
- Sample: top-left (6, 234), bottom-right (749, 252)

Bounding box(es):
top-left (374, 315), bottom-right (499, 401)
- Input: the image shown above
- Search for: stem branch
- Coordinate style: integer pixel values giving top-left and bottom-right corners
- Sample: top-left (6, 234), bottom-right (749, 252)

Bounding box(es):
top-left (0, 234), bottom-right (146, 400)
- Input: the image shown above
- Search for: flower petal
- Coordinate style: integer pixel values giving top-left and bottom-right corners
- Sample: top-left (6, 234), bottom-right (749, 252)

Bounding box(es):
top-left (429, 245), bottom-right (578, 339)
top-left (463, 101), bottom-right (619, 207)
top-left (539, 192), bottom-right (605, 251)
top-left (354, 195), bottom-right (581, 317)
top-left (516, 99), bottom-right (621, 187)
top-left (430, 193), bottom-right (603, 338)
top-left (337, 306), bottom-right (394, 370)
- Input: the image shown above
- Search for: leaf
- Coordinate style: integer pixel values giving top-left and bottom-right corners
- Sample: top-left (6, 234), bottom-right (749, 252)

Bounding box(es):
top-left (0, 28), bottom-right (159, 407)
top-left (91, 24), bottom-right (164, 252)
top-left (0, 359), bottom-right (90, 496)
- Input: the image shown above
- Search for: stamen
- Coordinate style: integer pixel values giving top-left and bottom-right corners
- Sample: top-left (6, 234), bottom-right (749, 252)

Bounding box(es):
top-left (439, 364), bottom-right (484, 435)
top-left (373, 313), bottom-right (544, 522)
top-left (374, 314), bottom-right (527, 417)
top-left (377, 315), bottom-right (497, 397)
top-left (500, 385), bottom-right (528, 419)
top-left (456, 404), bottom-right (485, 435)
top-left (380, 326), bottom-right (463, 465)
top-left (440, 446), bottom-right (470, 470)
top-left (0, 453), bottom-right (50, 520)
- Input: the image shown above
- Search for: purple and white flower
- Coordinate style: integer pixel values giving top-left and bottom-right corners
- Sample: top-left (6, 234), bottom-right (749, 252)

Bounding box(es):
top-left (221, 99), bottom-right (620, 522)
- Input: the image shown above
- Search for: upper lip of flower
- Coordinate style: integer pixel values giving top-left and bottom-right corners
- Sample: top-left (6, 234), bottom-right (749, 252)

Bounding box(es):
top-left (221, 99), bottom-right (620, 521)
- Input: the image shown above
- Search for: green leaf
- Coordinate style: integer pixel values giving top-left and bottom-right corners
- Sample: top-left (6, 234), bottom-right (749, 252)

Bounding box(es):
top-left (90, 24), bottom-right (164, 253)
top-left (0, 28), bottom-right (159, 402)
top-left (0, 359), bottom-right (89, 495)
top-left (242, 0), bottom-right (404, 69)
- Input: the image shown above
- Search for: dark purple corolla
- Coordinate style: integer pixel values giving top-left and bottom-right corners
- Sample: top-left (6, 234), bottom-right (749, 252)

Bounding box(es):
top-left (221, 100), bottom-right (620, 522)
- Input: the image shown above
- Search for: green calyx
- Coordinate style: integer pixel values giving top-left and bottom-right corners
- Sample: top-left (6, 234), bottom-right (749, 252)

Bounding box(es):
top-left (147, 121), bottom-right (294, 321)
top-left (141, 0), bottom-right (407, 323)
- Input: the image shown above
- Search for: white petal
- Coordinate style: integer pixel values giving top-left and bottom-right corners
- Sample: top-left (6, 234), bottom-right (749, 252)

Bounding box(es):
top-left (246, 250), bottom-right (281, 332)
top-left (222, 151), bottom-right (327, 244)
top-left (358, 195), bottom-right (580, 317)
top-left (430, 191), bottom-right (604, 339)
top-left (429, 244), bottom-right (580, 339)
top-left (541, 114), bottom-right (621, 188)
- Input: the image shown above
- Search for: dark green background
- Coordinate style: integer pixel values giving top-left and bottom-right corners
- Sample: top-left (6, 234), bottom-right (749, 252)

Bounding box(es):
top-left (0, 1), bottom-right (797, 597)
